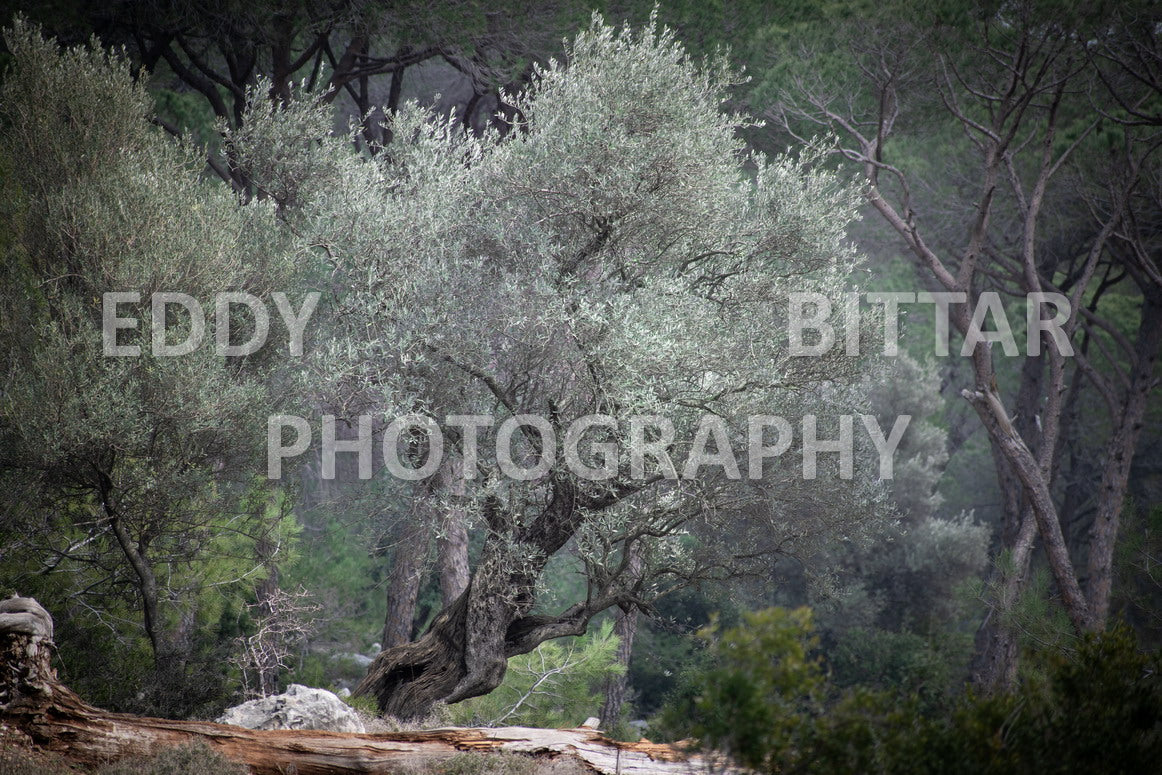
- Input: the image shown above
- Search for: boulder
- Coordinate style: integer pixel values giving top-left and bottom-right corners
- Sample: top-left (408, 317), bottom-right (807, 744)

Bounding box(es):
top-left (216, 684), bottom-right (366, 733)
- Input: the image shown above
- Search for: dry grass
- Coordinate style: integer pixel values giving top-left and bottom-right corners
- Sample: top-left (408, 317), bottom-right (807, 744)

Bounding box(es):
top-left (0, 723), bottom-right (84, 774)
top-left (391, 752), bottom-right (592, 775)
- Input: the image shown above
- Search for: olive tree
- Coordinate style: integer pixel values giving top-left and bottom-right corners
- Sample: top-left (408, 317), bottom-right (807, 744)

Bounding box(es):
top-left (0, 20), bottom-right (306, 712)
top-left (233, 14), bottom-right (894, 718)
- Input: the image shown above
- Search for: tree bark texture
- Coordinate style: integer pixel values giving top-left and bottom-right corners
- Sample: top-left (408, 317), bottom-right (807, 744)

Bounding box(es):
top-left (599, 607), bottom-right (639, 729)
top-left (358, 477), bottom-right (627, 719)
top-left (437, 464), bottom-right (471, 608)
top-left (970, 510), bottom-right (1037, 691)
top-left (382, 511), bottom-right (430, 649)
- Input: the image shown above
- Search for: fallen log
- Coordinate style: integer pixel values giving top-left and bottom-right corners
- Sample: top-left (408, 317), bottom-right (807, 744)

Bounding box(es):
top-left (0, 596), bottom-right (719, 775)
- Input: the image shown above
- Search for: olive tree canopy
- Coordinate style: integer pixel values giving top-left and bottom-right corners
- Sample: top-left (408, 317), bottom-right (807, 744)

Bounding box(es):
top-left (225, 13), bottom-right (896, 718)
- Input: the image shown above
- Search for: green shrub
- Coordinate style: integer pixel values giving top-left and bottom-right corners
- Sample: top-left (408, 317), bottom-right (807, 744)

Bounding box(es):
top-left (1009, 625), bottom-right (1162, 774)
top-left (656, 607), bottom-right (824, 771)
top-left (660, 608), bottom-right (1162, 775)
top-left (828, 626), bottom-right (956, 711)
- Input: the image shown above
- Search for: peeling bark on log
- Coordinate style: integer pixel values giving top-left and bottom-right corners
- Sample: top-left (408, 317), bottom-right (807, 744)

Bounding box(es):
top-left (1, 596), bottom-right (720, 775)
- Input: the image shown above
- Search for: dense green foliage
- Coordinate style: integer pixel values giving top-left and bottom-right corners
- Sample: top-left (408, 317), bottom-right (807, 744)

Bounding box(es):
top-left (664, 607), bottom-right (1162, 774)
top-left (0, 18), bottom-right (306, 715)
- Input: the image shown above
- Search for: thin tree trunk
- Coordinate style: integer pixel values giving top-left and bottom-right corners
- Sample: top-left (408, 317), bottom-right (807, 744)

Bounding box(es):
top-left (381, 512), bottom-right (430, 649)
top-left (969, 440), bottom-right (1025, 692)
top-left (971, 352), bottom-right (1045, 690)
top-left (437, 466), bottom-right (470, 608)
top-left (962, 378), bottom-right (1091, 633)
top-left (971, 509), bottom-right (1037, 691)
top-left (437, 519), bottom-right (470, 609)
top-left (599, 607), bottom-right (638, 729)
top-left (1085, 294), bottom-right (1162, 627)
top-left (380, 45), bottom-right (410, 147)
top-left (105, 507), bottom-right (183, 673)
top-left (600, 543), bottom-right (643, 728)
top-left (254, 534), bottom-right (282, 696)
top-left (269, 13), bottom-right (294, 105)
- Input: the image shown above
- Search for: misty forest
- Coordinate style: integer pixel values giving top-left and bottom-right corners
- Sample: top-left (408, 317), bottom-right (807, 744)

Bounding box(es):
top-left (1, 1), bottom-right (1161, 773)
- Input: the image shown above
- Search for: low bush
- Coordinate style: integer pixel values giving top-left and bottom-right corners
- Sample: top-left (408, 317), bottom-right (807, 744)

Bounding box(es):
top-left (660, 607), bottom-right (1162, 774)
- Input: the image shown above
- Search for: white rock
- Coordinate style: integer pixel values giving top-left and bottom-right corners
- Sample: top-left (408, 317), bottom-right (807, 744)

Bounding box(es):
top-left (216, 684), bottom-right (366, 733)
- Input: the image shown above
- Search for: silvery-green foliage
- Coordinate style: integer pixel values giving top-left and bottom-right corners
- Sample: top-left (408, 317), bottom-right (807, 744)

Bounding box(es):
top-left (812, 356), bottom-right (989, 636)
top-left (229, 13), bottom-right (886, 599)
top-left (225, 78), bottom-right (359, 212)
top-left (904, 510), bottom-right (989, 579)
top-left (864, 354), bottom-right (949, 523)
top-left (0, 23), bottom-right (152, 189)
top-left (0, 19), bottom-right (304, 646)
top-left (868, 358), bottom-right (989, 604)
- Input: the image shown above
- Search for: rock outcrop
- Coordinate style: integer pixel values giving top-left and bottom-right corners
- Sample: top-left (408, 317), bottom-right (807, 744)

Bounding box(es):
top-left (217, 684), bottom-right (366, 733)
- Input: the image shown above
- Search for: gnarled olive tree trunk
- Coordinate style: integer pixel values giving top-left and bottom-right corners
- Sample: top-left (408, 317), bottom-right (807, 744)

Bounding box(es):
top-left (356, 537), bottom-right (585, 718)
top-left (356, 479), bottom-right (623, 719)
